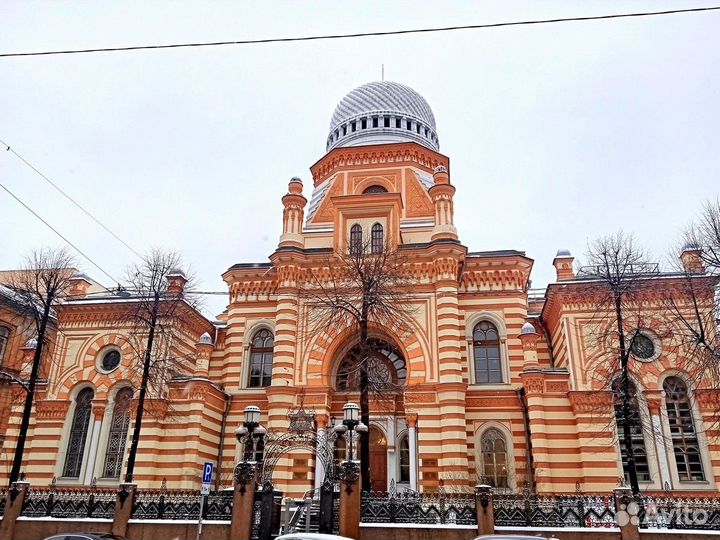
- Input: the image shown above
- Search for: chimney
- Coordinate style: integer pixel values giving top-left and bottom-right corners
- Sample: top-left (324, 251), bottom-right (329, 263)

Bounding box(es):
top-left (680, 243), bottom-right (705, 274)
top-left (553, 249), bottom-right (575, 281)
top-left (68, 273), bottom-right (92, 298)
top-left (166, 269), bottom-right (188, 295)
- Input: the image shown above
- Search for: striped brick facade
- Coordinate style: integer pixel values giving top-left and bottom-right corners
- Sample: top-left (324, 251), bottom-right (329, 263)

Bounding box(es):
top-left (2, 84), bottom-right (719, 500)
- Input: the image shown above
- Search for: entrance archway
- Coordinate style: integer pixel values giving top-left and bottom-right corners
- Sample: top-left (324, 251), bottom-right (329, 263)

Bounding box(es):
top-left (369, 426), bottom-right (387, 492)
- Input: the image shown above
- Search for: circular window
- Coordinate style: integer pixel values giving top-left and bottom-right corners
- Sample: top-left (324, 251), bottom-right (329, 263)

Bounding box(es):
top-left (629, 332), bottom-right (657, 361)
top-left (100, 349), bottom-right (121, 372)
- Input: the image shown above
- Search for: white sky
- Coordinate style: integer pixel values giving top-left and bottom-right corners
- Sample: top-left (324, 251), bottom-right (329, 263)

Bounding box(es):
top-left (1, 1), bottom-right (718, 318)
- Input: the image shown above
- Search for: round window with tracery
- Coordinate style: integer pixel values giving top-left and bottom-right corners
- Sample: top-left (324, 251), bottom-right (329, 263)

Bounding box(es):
top-left (100, 349), bottom-right (122, 372)
top-left (629, 331), bottom-right (658, 361)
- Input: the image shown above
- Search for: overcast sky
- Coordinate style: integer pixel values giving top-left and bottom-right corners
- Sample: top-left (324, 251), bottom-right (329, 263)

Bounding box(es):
top-left (1, 1), bottom-right (718, 318)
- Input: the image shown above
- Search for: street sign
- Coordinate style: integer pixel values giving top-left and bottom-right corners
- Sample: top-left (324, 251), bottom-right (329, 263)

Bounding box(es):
top-left (200, 484), bottom-right (210, 495)
top-left (202, 462), bottom-right (213, 484)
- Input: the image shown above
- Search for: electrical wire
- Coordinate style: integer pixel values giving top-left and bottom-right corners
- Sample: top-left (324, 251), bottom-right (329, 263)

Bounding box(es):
top-left (1, 6), bottom-right (718, 58)
top-left (1, 139), bottom-right (142, 259)
top-left (0, 180), bottom-right (121, 285)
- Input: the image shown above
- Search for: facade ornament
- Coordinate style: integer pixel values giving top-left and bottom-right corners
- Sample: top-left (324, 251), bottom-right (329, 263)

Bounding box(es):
top-left (234, 462), bottom-right (257, 494)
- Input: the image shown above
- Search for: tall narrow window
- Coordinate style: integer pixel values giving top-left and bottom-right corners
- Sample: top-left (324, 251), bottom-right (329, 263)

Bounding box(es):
top-left (349, 224), bottom-right (363, 255)
top-left (371, 223), bottom-right (384, 253)
top-left (249, 329), bottom-right (274, 388)
top-left (62, 387), bottom-right (94, 478)
top-left (480, 428), bottom-right (508, 488)
top-left (664, 377), bottom-right (705, 481)
top-left (102, 387), bottom-right (132, 479)
top-left (612, 379), bottom-right (650, 482)
top-left (473, 321), bottom-right (502, 383)
top-left (0, 326), bottom-right (9, 365)
top-left (398, 434), bottom-right (410, 482)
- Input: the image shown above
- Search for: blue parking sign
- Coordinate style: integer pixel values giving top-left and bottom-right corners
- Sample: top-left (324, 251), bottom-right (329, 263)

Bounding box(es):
top-left (202, 462), bottom-right (213, 484)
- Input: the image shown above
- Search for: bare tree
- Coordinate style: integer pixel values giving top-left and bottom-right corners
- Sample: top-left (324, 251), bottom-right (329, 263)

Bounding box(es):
top-left (4, 248), bottom-right (76, 486)
top-left (300, 239), bottom-right (416, 491)
top-left (668, 199), bottom-right (720, 368)
top-left (577, 232), bottom-right (660, 496)
top-left (118, 249), bottom-right (201, 484)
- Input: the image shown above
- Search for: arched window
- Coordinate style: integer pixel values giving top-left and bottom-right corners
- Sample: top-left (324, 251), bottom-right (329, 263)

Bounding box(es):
top-left (349, 224), bottom-right (363, 255)
top-left (102, 387), bottom-right (132, 479)
top-left (371, 223), bottom-right (384, 253)
top-left (398, 434), bottom-right (410, 483)
top-left (363, 185), bottom-right (388, 194)
top-left (336, 339), bottom-right (406, 391)
top-left (0, 326), bottom-right (9, 365)
top-left (62, 388), bottom-right (94, 478)
top-left (612, 379), bottom-right (650, 482)
top-left (249, 329), bottom-right (274, 388)
top-left (663, 377), bottom-right (705, 481)
top-left (480, 428), bottom-right (508, 488)
top-left (473, 321), bottom-right (502, 383)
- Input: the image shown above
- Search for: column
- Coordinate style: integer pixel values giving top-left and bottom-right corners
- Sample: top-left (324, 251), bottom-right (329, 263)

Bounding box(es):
top-left (647, 394), bottom-right (672, 489)
top-left (314, 414), bottom-right (328, 491)
top-left (408, 412), bottom-right (418, 491)
top-left (83, 404), bottom-right (105, 485)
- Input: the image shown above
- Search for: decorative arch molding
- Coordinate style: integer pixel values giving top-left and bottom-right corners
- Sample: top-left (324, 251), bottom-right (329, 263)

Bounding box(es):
top-left (464, 311), bottom-right (508, 340)
top-left (353, 175), bottom-right (396, 195)
top-left (302, 317), bottom-right (432, 386)
top-left (260, 430), bottom-right (336, 484)
top-left (57, 333), bottom-right (134, 399)
top-left (243, 319), bottom-right (276, 347)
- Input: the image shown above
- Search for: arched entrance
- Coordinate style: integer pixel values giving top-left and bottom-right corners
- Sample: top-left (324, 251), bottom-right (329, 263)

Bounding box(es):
top-left (369, 426), bottom-right (388, 492)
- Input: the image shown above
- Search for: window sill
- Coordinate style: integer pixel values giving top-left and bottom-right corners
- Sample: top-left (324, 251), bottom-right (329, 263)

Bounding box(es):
top-left (468, 383), bottom-right (513, 390)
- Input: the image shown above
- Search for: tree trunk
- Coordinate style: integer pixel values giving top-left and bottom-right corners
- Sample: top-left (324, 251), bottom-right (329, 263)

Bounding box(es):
top-left (358, 316), bottom-right (371, 492)
top-left (9, 301), bottom-right (51, 486)
top-left (125, 291), bottom-right (160, 483)
top-left (615, 294), bottom-right (640, 496)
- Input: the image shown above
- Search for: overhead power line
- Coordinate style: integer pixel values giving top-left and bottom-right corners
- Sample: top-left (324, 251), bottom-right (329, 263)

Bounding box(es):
top-left (0, 180), bottom-right (121, 284)
top-left (1, 6), bottom-right (718, 58)
top-left (1, 139), bottom-right (142, 259)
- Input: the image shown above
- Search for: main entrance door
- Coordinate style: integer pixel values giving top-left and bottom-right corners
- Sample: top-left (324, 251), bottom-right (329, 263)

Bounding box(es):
top-left (369, 426), bottom-right (387, 492)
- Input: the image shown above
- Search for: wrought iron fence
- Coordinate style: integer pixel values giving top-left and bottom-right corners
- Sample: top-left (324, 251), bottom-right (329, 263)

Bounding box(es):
top-left (638, 494), bottom-right (720, 530)
top-left (493, 493), bottom-right (616, 528)
top-left (205, 490), bottom-right (233, 520)
top-left (132, 488), bottom-right (201, 520)
top-left (0, 488), bottom-right (6, 517)
top-left (20, 486), bottom-right (116, 519)
top-left (361, 482), bottom-right (476, 525)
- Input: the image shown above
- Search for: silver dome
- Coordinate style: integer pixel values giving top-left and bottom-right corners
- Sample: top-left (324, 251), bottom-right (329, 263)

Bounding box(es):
top-left (327, 81), bottom-right (439, 152)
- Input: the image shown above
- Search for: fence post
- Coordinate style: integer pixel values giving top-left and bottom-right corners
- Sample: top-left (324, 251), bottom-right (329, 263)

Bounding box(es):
top-left (230, 462), bottom-right (257, 540)
top-left (613, 487), bottom-right (640, 540)
top-left (111, 482), bottom-right (137, 537)
top-left (475, 484), bottom-right (494, 536)
top-left (338, 461), bottom-right (361, 540)
top-left (0, 481), bottom-right (29, 540)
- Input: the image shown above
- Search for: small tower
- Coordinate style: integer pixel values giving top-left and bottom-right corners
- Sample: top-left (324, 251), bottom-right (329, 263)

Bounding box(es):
top-left (429, 166), bottom-right (457, 241)
top-left (680, 242), bottom-right (705, 274)
top-left (553, 249), bottom-right (575, 281)
top-left (279, 177), bottom-right (308, 248)
top-left (519, 322), bottom-right (540, 371)
top-left (194, 332), bottom-right (213, 378)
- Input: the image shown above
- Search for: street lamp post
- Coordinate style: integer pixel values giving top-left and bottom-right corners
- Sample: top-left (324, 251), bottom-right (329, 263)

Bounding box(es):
top-left (335, 403), bottom-right (367, 540)
top-left (235, 405), bottom-right (267, 463)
